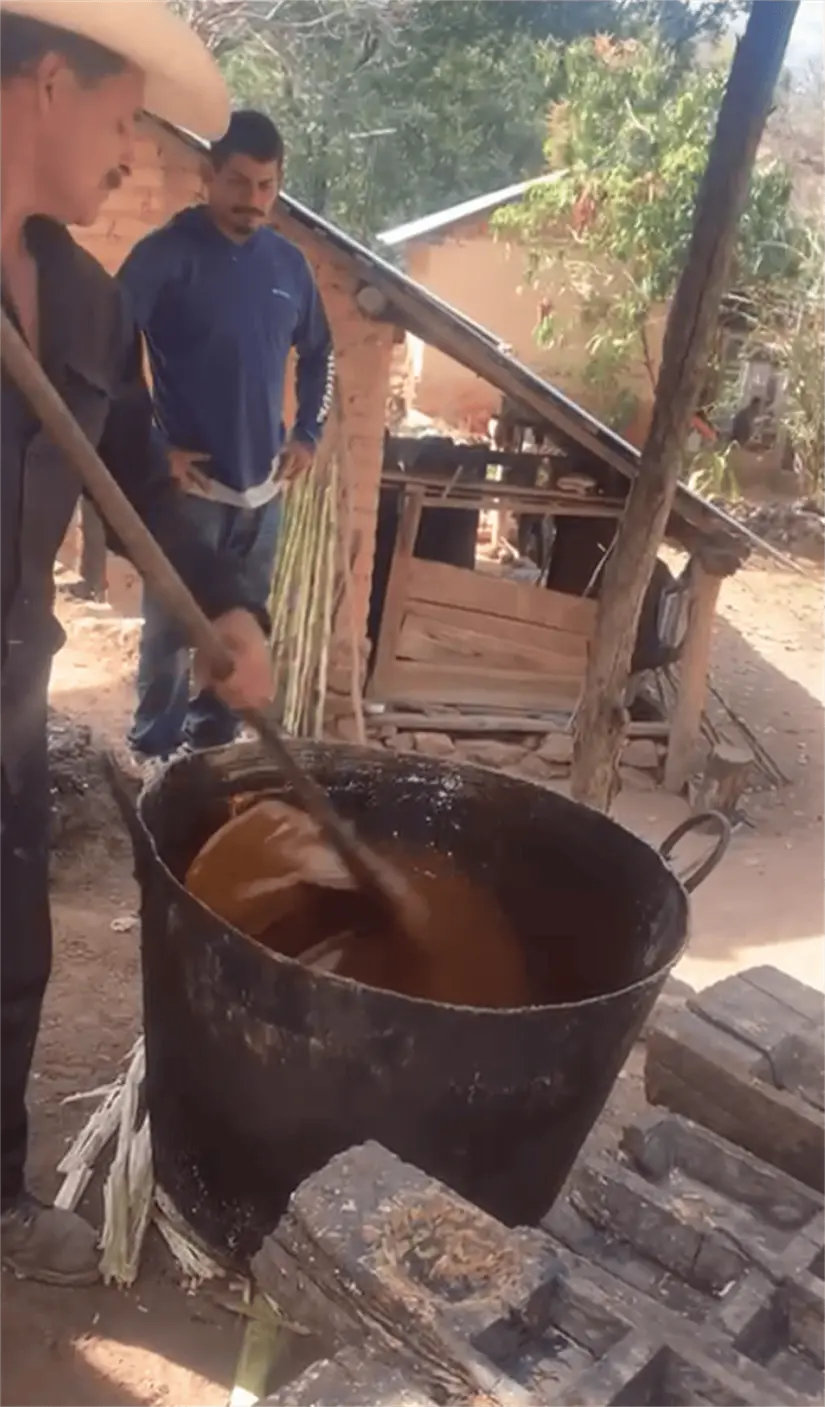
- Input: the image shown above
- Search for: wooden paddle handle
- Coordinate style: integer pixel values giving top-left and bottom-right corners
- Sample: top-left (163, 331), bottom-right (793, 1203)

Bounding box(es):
top-left (1, 309), bottom-right (425, 925)
top-left (1, 308), bottom-right (235, 682)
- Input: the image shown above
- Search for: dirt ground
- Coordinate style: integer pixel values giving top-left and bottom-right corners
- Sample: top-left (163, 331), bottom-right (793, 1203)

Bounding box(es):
top-left (2, 552), bottom-right (822, 1406)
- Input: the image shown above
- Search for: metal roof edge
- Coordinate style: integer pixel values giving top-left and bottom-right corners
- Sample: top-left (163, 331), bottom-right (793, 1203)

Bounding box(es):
top-left (377, 172), bottom-right (563, 247)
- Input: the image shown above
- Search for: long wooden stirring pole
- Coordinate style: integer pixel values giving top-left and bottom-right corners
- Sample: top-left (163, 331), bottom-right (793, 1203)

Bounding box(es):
top-left (1, 309), bottom-right (427, 937)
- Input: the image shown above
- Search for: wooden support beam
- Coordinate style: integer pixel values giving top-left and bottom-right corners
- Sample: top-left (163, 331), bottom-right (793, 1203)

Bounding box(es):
top-left (664, 563), bottom-right (724, 793)
top-left (366, 488), bottom-right (424, 700)
top-left (356, 284), bottom-right (392, 319)
top-left (570, 0), bottom-right (799, 812)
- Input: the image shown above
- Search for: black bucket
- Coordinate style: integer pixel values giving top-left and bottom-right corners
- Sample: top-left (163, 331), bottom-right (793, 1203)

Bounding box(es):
top-left (124, 741), bottom-right (727, 1265)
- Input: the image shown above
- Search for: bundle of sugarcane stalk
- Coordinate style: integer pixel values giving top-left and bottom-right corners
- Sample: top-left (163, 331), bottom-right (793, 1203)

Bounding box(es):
top-left (57, 1038), bottom-right (224, 1289)
top-left (268, 427), bottom-right (339, 739)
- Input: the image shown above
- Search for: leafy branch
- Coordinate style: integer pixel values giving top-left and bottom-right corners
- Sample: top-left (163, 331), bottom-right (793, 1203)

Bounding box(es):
top-left (494, 29), bottom-right (816, 446)
top-left (171, 1), bottom-right (752, 241)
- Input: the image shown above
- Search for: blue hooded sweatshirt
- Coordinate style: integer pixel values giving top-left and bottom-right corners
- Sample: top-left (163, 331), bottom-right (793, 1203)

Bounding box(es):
top-left (118, 207), bottom-right (333, 495)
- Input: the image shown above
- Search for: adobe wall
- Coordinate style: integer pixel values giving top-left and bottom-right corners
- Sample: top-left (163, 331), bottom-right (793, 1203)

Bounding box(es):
top-left (402, 217), bottom-right (664, 445)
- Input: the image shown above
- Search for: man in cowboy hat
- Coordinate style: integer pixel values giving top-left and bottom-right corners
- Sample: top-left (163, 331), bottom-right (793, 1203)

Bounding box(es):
top-left (1, 0), bottom-right (275, 1285)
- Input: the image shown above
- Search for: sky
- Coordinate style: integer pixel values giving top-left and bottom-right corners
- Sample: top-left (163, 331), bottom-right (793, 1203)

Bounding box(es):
top-left (786, 1), bottom-right (824, 72)
top-left (729, 1), bottom-right (823, 73)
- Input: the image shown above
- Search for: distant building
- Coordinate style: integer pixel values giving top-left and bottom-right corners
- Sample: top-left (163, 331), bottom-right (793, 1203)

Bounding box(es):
top-left (379, 176), bottom-right (665, 445)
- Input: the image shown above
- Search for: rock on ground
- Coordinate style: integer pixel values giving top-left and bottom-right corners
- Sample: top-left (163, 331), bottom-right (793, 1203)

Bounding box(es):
top-left (410, 732), bottom-right (454, 759)
top-left (455, 739), bottom-right (528, 770)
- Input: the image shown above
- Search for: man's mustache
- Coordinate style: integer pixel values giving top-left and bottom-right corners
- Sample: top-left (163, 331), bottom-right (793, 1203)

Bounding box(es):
top-left (232, 207), bottom-right (266, 219)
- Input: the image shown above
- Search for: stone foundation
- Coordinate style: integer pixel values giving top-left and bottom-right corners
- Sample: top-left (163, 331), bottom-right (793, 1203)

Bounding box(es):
top-left (351, 719), bottom-right (666, 792)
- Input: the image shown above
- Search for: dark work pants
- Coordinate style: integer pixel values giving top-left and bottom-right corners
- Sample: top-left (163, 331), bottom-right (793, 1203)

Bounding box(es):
top-left (129, 493), bottom-right (282, 758)
top-left (79, 496), bottom-right (107, 598)
top-left (1, 668), bottom-right (52, 1209)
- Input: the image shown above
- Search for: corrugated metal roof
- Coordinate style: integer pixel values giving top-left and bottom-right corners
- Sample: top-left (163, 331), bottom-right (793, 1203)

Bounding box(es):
top-left (378, 173), bottom-right (562, 248)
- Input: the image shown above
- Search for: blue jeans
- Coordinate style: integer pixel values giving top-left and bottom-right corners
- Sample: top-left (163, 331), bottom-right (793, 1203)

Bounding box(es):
top-left (129, 493), bottom-right (282, 758)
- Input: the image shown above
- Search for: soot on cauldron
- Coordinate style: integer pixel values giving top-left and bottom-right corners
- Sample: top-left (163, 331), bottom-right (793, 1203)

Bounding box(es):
top-left (184, 795), bottom-right (533, 1009)
top-left (136, 742), bottom-right (702, 1258)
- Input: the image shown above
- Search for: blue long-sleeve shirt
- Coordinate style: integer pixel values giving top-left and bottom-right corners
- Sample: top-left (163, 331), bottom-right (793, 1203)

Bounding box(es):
top-left (118, 207), bottom-right (334, 499)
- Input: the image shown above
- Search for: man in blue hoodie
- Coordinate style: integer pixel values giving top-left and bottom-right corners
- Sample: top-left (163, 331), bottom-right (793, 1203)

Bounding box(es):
top-left (119, 109), bottom-right (334, 759)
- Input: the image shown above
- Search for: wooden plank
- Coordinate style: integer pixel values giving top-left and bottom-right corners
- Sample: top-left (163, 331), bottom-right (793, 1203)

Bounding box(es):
top-left (690, 971), bottom-right (822, 1060)
top-left (367, 489), bottom-right (424, 700)
top-left (420, 494), bottom-right (622, 519)
top-left (397, 614), bottom-right (587, 677)
top-left (367, 712), bottom-right (670, 738)
top-left (743, 966), bottom-right (825, 1025)
top-left (690, 969), bottom-right (824, 1113)
top-left (407, 557), bottom-right (597, 636)
top-left (383, 660), bottom-right (582, 711)
top-left (645, 999), bottom-right (825, 1193)
top-left (382, 473), bottom-right (621, 502)
top-left (380, 473), bottom-right (626, 518)
top-left (664, 564), bottom-right (724, 793)
top-left (406, 602), bottom-right (590, 660)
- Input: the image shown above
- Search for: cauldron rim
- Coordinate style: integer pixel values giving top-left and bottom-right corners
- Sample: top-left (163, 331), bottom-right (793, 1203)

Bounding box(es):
top-left (135, 739), bottom-right (690, 1017)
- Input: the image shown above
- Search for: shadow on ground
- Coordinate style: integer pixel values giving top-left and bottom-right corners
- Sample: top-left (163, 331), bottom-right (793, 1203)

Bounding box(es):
top-left (2, 1248), bottom-right (237, 1406)
top-left (612, 610), bottom-right (823, 987)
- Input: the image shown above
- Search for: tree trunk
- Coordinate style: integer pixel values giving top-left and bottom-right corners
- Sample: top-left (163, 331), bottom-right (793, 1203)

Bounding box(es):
top-left (571, 0), bottom-right (799, 812)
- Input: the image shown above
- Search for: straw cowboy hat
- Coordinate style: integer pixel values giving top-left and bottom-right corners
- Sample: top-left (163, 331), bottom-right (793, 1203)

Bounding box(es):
top-left (1, 0), bottom-right (230, 139)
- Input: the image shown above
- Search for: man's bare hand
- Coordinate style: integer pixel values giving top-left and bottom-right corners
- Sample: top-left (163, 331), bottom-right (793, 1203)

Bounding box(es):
top-left (195, 609), bottom-right (273, 713)
top-left (169, 447), bottom-right (213, 494)
top-left (278, 437), bottom-right (315, 483)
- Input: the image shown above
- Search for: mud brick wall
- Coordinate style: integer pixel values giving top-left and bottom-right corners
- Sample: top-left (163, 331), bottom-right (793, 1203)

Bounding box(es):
top-left (387, 338), bottom-right (418, 427)
top-left (73, 121), bottom-right (202, 273)
top-left (67, 118), bottom-right (393, 726)
top-left (254, 1139), bottom-right (822, 1406)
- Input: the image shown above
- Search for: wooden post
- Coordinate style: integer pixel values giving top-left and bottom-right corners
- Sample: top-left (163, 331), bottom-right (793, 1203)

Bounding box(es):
top-left (570, 0), bottom-right (799, 812)
top-left (691, 740), bottom-right (755, 816)
top-left (366, 487), bottom-right (424, 700)
top-left (663, 561), bottom-right (724, 793)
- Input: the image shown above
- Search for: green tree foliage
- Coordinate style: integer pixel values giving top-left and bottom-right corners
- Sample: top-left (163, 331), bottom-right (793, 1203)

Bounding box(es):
top-left (743, 223), bottom-right (824, 492)
top-left (173, 0), bottom-right (749, 240)
top-left (493, 29), bottom-right (812, 436)
top-left (223, 2), bottom-right (402, 233)
top-left (219, 1), bottom-right (579, 236)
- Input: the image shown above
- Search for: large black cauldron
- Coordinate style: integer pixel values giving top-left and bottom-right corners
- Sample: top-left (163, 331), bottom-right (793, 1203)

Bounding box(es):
top-left (128, 742), bottom-right (727, 1264)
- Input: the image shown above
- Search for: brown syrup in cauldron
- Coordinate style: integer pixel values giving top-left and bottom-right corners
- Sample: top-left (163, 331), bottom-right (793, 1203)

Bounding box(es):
top-left (185, 796), bottom-right (532, 1009)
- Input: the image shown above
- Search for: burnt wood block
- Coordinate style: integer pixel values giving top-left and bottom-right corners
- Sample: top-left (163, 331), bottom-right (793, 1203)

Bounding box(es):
top-left (261, 1348), bottom-right (438, 1406)
top-left (544, 1108), bottom-right (824, 1398)
top-left (645, 965), bottom-right (824, 1190)
top-left (252, 1140), bottom-right (818, 1405)
top-left (264, 1336), bottom-right (815, 1407)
